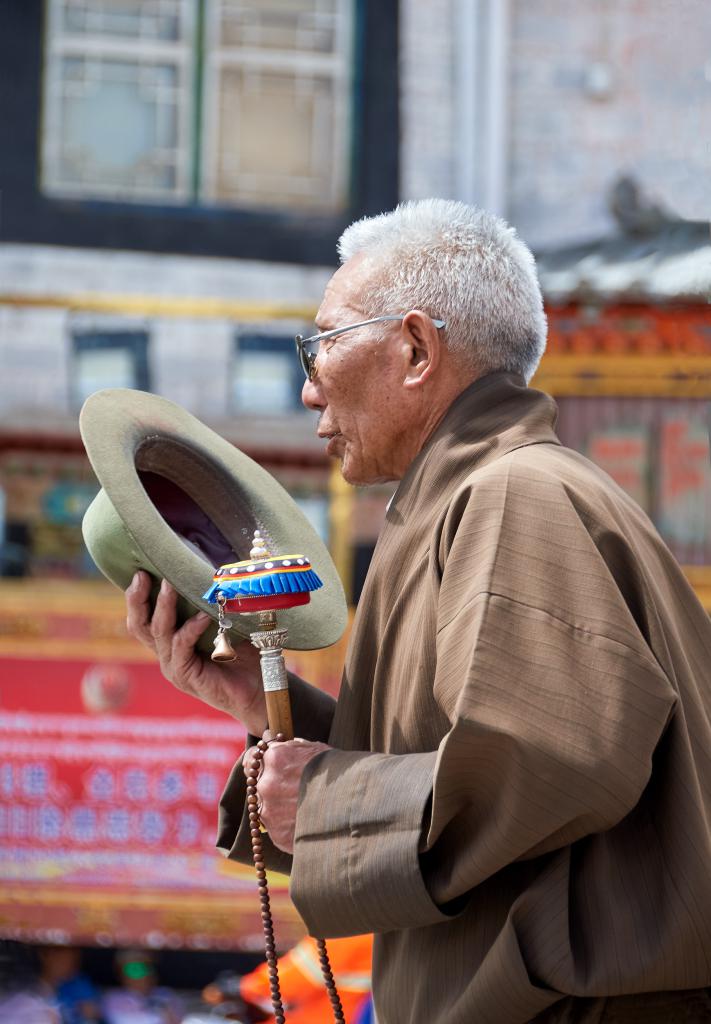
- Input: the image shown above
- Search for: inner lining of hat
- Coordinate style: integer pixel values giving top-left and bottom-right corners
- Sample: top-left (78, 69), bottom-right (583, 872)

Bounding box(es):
top-left (135, 437), bottom-right (274, 569)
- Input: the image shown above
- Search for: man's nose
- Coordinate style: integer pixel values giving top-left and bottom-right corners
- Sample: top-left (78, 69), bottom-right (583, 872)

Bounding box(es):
top-left (301, 376), bottom-right (324, 411)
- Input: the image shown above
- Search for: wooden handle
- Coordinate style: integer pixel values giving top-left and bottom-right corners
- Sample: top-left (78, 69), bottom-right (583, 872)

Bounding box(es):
top-left (265, 688), bottom-right (294, 741)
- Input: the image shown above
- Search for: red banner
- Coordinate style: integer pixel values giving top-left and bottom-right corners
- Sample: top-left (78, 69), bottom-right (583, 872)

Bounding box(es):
top-left (0, 653), bottom-right (309, 951)
top-left (0, 580), bottom-right (350, 950)
top-left (1, 656), bottom-right (244, 870)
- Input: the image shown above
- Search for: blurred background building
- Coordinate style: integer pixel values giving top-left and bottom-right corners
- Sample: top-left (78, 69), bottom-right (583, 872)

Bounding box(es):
top-left (0, 0), bottom-right (710, 991)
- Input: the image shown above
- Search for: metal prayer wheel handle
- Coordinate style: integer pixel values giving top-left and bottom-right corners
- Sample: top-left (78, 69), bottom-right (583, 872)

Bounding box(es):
top-left (250, 609), bottom-right (294, 741)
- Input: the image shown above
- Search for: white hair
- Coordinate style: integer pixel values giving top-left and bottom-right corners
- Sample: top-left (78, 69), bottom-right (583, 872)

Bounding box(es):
top-left (337, 198), bottom-right (547, 383)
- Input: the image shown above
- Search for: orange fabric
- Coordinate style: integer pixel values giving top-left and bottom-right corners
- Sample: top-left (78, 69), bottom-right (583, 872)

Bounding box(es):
top-left (240, 934), bottom-right (373, 1023)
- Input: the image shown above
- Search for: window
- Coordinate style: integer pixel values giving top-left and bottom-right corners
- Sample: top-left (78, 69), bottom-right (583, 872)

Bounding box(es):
top-left (42, 0), bottom-right (193, 202)
top-left (72, 330), bottom-right (150, 407)
top-left (231, 333), bottom-right (302, 414)
top-left (41, 0), bottom-right (354, 213)
top-left (1, 0), bottom-right (397, 261)
top-left (202, 0), bottom-right (353, 211)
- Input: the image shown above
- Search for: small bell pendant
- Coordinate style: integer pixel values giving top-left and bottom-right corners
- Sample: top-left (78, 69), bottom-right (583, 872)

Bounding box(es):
top-left (212, 631), bottom-right (236, 663)
top-left (211, 591), bottom-right (236, 663)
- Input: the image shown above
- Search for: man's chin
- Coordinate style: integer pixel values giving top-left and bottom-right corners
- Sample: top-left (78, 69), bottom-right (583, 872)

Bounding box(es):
top-left (339, 460), bottom-right (360, 486)
top-left (338, 451), bottom-right (365, 486)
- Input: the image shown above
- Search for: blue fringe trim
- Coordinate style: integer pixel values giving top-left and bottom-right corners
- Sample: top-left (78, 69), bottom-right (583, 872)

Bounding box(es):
top-left (203, 569), bottom-right (323, 603)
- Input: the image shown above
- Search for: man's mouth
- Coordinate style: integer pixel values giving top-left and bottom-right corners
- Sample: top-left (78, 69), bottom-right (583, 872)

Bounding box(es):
top-left (318, 430), bottom-right (344, 455)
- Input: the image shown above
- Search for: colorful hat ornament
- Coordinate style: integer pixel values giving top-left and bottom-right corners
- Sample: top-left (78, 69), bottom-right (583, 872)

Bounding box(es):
top-left (203, 531), bottom-right (323, 613)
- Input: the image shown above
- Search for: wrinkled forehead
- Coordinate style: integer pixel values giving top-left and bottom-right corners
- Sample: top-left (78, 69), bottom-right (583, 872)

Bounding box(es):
top-left (318, 253), bottom-right (378, 323)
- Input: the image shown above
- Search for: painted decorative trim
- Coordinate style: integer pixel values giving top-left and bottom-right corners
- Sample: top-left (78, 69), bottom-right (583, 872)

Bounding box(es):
top-left (533, 355), bottom-right (711, 398)
top-left (0, 291), bottom-right (316, 321)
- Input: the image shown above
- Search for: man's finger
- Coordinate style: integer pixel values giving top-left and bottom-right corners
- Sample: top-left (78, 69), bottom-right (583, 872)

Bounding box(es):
top-left (150, 578), bottom-right (179, 664)
top-left (125, 570), bottom-right (157, 651)
top-left (173, 611), bottom-right (212, 652)
top-left (168, 613), bottom-right (213, 687)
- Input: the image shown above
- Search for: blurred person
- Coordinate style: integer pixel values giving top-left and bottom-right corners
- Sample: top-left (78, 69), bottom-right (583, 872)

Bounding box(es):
top-left (127, 199), bottom-right (711, 1023)
top-left (238, 934), bottom-right (372, 1023)
top-left (38, 946), bottom-right (101, 1024)
top-left (0, 939), bottom-right (60, 1023)
top-left (192, 970), bottom-right (255, 1022)
top-left (101, 950), bottom-right (182, 1024)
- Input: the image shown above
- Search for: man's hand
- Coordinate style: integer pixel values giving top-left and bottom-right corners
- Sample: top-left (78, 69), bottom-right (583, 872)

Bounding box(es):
top-left (245, 736), bottom-right (331, 853)
top-left (125, 570), bottom-right (267, 735)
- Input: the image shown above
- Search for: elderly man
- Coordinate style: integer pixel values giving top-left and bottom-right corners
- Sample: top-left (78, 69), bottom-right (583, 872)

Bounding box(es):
top-left (127, 200), bottom-right (711, 1024)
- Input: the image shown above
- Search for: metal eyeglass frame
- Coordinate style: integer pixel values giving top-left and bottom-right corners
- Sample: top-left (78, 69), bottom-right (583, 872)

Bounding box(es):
top-left (294, 314), bottom-right (446, 382)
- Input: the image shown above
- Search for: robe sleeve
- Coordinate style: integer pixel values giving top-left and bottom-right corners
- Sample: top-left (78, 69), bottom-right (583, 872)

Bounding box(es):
top-left (289, 463), bottom-right (678, 937)
top-left (216, 672), bottom-right (337, 871)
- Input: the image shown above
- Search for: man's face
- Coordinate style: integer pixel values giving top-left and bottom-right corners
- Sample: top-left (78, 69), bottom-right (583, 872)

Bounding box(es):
top-left (302, 256), bottom-right (413, 485)
top-left (40, 946), bottom-right (80, 982)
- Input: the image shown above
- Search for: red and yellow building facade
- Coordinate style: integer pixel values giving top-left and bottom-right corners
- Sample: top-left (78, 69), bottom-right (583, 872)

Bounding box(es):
top-left (1, 231), bottom-right (710, 947)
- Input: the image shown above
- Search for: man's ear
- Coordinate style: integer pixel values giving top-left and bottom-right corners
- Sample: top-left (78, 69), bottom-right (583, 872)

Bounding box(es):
top-left (400, 310), bottom-right (443, 389)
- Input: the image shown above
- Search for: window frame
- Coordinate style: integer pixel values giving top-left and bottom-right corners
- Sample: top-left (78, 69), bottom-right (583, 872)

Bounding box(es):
top-left (40, 0), bottom-right (196, 204)
top-left (231, 331), bottom-right (305, 415)
top-left (71, 329), bottom-right (151, 409)
top-left (0, 0), bottom-right (399, 265)
top-left (200, 0), bottom-right (356, 212)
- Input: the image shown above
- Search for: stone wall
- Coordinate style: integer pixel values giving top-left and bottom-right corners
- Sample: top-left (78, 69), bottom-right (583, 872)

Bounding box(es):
top-left (507, 0), bottom-right (711, 247)
top-left (0, 244), bottom-right (331, 429)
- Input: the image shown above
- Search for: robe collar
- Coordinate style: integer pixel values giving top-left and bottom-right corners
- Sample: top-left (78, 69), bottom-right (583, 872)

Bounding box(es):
top-left (388, 371), bottom-right (561, 519)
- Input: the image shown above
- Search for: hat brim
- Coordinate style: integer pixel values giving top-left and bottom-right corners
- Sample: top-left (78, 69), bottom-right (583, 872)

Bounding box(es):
top-left (80, 388), bottom-right (347, 652)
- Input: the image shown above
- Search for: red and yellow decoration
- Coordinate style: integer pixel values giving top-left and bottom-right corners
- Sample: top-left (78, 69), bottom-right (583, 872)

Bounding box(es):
top-left (203, 531), bottom-right (323, 613)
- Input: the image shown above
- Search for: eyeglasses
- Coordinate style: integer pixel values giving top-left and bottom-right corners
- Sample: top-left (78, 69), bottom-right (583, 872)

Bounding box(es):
top-left (294, 314), bottom-right (446, 382)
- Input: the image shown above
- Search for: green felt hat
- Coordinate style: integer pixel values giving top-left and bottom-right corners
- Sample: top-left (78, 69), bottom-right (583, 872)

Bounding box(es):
top-left (79, 388), bottom-right (347, 652)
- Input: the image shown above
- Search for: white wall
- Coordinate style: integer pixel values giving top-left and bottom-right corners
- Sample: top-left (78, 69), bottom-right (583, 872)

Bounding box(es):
top-left (0, 244), bottom-right (332, 432)
top-left (507, 0), bottom-right (711, 247)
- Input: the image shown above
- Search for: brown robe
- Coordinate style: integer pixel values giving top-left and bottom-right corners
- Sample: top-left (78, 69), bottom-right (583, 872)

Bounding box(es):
top-left (218, 372), bottom-right (711, 1023)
